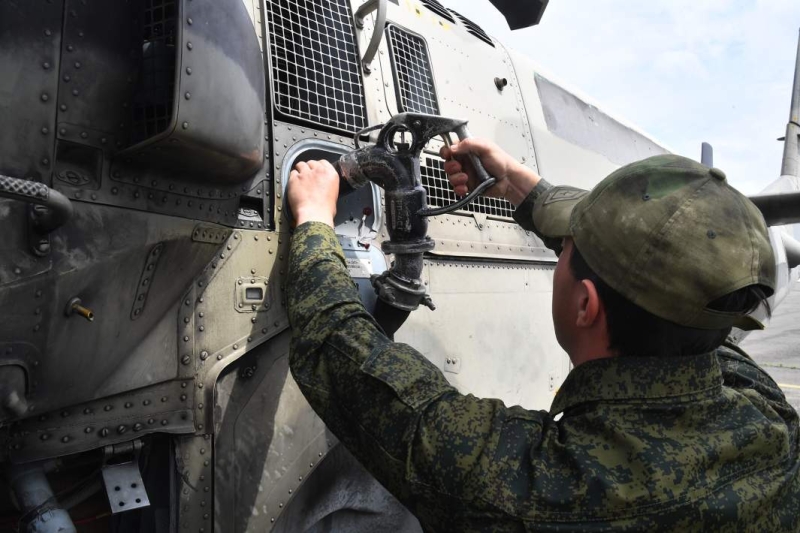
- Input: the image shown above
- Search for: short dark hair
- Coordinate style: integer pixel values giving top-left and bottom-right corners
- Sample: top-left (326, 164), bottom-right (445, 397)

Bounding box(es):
top-left (569, 245), bottom-right (772, 357)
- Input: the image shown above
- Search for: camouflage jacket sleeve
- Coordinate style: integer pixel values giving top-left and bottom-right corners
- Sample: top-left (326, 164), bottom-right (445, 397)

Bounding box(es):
top-left (512, 178), bottom-right (563, 252)
top-left (287, 222), bottom-right (544, 527)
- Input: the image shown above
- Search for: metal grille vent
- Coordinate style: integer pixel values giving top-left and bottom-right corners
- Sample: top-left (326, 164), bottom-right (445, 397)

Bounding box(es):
top-left (421, 157), bottom-right (514, 219)
top-left (132, 0), bottom-right (178, 144)
top-left (265, 0), bottom-right (367, 133)
top-left (386, 26), bottom-right (439, 115)
top-left (419, 0), bottom-right (455, 23)
top-left (448, 10), bottom-right (495, 47)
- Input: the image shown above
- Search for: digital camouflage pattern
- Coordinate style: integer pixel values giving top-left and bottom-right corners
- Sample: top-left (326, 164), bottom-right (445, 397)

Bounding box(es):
top-left (287, 222), bottom-right (800, 532)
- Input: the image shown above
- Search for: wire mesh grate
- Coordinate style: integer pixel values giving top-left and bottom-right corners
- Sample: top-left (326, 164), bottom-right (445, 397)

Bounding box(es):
top-left (421, 157), bottom-right (515, 219)
top-left (131, 0), bottom-right (177, 144)
top-left (387, 25), bottom-right (439, 115)
top-left (449, 9), bottom-right (494, 47)
top-left (419, 0), bottom-right (455, 23)
top-left (265, 0), bottom-right (367, 133)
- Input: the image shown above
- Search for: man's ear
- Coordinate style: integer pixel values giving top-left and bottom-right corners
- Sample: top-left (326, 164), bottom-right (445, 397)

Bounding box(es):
top-left (575, 279), bottom-right (602, 328)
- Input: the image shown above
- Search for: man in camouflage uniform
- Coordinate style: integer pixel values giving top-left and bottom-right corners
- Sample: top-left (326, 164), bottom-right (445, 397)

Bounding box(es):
top-left (285, 138), bottom-right (800, 532)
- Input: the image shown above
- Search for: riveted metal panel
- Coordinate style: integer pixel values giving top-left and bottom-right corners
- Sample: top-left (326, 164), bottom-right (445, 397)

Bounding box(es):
top-left (192, 231), bottom-right (291, 434)
top-left (243, 0), bottom-right (266, 54)
top-left (116, 0), bottom-right (266, 184)
top-left (176, 434), bottom-right (215, 532)
top-left (396, 259), bottom-right (570, 411)
top-left (44, 0), bottom-right (271, 227)
top-left (0, 0), bottom-right (64, 184)
top-left (448, 9), bottom-right (494, 47)
top-left (213, 331), bottom-right (337, 531)
top-left (55, 0), bottom-right (141, 154)
top-left (6, 380), bottom-right (194, 463)
top-left (0, 206), bottom-right (224, 420)
top-left (375, 2), bottom-right (538, 172)
top-left (269, 121), bottom-right (359, 229)
top-left (163, 219), bottom-right (294, 440)
top-left (422, 209), bottom-right (553, 262)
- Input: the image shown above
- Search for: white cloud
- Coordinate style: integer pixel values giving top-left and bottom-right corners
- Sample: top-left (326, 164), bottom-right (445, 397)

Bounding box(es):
top-left (437, 0), bottom-right (800, 194)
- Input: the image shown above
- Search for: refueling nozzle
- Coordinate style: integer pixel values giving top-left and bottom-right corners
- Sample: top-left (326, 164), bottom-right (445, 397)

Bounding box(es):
top-left (334, 113), bottom-right (497, 316)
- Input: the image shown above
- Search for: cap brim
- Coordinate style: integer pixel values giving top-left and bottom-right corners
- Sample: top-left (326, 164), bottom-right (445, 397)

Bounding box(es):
top-left (733, 315), bottom-right (766, 331)
top-left (532, 186), bottom-right (589, 239)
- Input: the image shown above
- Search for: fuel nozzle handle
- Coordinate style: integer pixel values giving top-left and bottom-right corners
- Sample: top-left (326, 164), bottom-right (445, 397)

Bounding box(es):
top-left (451, 124), bottom-right (494, 186)
top-left (417, 124), bottom-right (497, 217)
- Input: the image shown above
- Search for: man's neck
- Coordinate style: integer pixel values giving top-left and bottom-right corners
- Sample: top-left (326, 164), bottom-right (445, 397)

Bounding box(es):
top-left (569, 346), bottom-right (616, 368)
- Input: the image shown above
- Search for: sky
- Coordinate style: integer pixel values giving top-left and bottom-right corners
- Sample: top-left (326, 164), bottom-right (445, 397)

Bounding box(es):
top-left (438, 0), bottom-right (800, 195)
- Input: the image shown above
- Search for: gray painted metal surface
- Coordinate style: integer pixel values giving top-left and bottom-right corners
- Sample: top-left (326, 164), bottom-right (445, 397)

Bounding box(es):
top-left (535, 74), bottom-right (669, 167)
top-left (0, 0), bottom-right (63, 186)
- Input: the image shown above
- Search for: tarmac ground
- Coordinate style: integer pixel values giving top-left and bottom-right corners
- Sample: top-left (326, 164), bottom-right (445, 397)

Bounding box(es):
top-left (740, 282), bottom-right (800, 411)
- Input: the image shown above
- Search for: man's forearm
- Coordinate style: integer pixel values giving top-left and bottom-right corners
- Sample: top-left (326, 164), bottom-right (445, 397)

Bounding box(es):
top-left (285, 222), bottom-right (517, 518)
top-left (504, 161), bottom-right (543, 206)
top-left (286, 223), bottom-right (454, 497)
top-left (511, 177), bottom-right (562, 254)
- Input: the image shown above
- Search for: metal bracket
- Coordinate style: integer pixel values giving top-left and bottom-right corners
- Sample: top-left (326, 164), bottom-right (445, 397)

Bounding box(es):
top-left (471, 213), bottom-right (487, 231)
top-left (131, 243), bottom-right (164, 320)
top-left (102, 440), bottom-right (151, 514)
top-left (354, 0), bottom-right (387, 74)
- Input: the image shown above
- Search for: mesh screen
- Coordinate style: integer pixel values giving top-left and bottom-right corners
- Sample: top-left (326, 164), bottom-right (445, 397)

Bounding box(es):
top-left (419, 0), bottom-right (455, 23)
top-left (265, 0), bottom-right (367, 133)
top-left (132, 0), bottom-right (177, 144)
top-left (449, 10), bottom-right (494, 47)
top-left (421, 157), bottom-right (514, 219)
top-left (387, 25), bottom-right (439, 115)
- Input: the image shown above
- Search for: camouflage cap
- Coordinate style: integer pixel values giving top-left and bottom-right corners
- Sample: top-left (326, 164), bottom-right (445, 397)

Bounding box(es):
top-left (533, 154), bottom-right (776, 330)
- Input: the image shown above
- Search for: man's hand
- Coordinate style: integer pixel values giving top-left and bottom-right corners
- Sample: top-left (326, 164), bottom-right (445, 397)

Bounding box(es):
top-left (287, 160), bottom-right (339, 228)
top-left (440, 138), bottom-right (541, 206)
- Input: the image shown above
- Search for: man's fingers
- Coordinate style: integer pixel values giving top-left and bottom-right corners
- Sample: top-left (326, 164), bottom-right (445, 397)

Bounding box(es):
top-left (443, 159), bottom-right (463, 175)
top-left (294, 161), bottom-right (310, 173)
top-left (447, 172), bottom-right (470, 197)
top-left (449, 137), bottom-right (490, 157)
top-left (319, 159), bottom-right (336, 172)
top-left (448, 171), bottom-right (469, 187)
